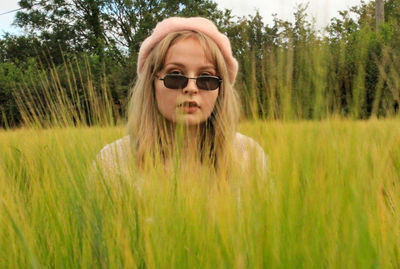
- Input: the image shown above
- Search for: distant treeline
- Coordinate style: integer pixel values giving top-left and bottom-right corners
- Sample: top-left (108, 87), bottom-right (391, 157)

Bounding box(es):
top-left (1, 0), bottom-right (400, 127)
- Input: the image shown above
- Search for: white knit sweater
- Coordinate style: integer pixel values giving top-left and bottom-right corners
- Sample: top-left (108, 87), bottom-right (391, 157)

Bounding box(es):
top-left (95, 132), bottom-right (267, 176)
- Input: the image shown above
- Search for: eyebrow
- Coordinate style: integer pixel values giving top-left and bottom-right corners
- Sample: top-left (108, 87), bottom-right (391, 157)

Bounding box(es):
top-left (164, 62), bottom-right (216, 70)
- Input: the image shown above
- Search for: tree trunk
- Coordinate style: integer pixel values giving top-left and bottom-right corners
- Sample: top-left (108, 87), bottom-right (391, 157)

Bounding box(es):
top-left (376, 0), bottom-right (385, 28)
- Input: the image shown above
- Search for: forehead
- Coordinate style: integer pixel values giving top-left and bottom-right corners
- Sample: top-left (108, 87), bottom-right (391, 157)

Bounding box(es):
top-left (164, 36), bottom-right (215, 68)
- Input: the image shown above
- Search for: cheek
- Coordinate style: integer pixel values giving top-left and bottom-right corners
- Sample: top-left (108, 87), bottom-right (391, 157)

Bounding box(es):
top-left (155, 84), bottom-right (177, 114)
top-left (203, 91), bottom-right (219, 113)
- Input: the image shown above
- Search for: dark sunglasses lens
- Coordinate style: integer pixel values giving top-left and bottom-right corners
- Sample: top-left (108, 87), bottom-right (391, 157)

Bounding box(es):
top-left (164, 74), bottom-right (187, 89)
top-left (197, 76), bottom-right (220, 90)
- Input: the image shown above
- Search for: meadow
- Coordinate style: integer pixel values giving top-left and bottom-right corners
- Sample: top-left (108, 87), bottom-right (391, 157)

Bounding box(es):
top-left (1, 119), bottom-right (400, 268)
top-left (2, 0), bottom-right (400, 267)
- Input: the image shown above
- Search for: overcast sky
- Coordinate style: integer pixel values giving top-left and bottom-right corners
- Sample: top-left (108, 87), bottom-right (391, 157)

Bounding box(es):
top-left (1, 0), bottom-right (368, 35)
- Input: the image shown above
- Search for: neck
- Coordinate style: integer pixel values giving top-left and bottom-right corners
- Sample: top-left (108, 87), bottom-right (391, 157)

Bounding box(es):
top-left (162, 121), bottom-right (208, 161)
top-left (174, 123), bottom-right (201, 147)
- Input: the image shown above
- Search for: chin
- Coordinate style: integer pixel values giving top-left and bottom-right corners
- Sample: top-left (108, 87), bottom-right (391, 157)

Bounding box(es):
top-left (173, 114), bottom-right (207, 126)
top-left (179, 118), bottom-right (203, 126)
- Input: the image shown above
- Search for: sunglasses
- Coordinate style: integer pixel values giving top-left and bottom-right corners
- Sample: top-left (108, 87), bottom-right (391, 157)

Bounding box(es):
top-left (156, 74), bottom-right (222, 91)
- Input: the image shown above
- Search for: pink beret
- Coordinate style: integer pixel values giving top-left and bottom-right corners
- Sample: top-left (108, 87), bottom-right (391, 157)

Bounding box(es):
top-left (137, 17), bottom-right (238, 84)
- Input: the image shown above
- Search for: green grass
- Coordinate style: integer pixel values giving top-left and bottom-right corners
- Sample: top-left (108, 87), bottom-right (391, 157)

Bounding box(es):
top-left (1, 119), bottom-right (400, 268)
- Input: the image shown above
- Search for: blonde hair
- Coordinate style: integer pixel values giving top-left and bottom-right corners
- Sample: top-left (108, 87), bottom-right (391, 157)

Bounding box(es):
top-left (127, 31), bottom-right (241, 172)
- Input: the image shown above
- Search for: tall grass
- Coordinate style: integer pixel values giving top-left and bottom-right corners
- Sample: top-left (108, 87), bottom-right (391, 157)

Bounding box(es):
top-left (7, 23), bottom-right (400, 127)
top-left (13, 54), bottom-right (120, 128)
top-left (1, 120), bottom-right (399, 267)
top-left (2, 11), bottom-right (400, 267)
top-left (3, 60), bottom-right (400, 267)
top-left (234, 22), bottom-right (400, 120)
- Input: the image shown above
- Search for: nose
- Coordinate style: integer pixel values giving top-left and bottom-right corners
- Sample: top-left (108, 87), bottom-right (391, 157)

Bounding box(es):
top-left (183, 77), bottom-right (199, 94)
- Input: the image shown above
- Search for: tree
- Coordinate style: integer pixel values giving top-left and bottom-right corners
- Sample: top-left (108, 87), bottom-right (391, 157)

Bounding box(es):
top-left (15, 0), bottom-right (107, 61)
top-left (376, 0), bottom-right (385, 27)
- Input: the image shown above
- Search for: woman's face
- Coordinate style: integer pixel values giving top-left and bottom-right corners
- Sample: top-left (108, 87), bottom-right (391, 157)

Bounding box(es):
top-left (154, 37), bottom-right (219, 126)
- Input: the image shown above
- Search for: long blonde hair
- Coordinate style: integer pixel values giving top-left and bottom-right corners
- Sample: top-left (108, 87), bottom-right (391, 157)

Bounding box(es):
top-left (127, 30), bottom-right (241, 171)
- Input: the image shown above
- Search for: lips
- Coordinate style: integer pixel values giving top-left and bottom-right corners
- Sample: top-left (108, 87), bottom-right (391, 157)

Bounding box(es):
top-left (178, 101), bottom-right (199, 108)
top-left (178, 101), bottom-right (200, 114)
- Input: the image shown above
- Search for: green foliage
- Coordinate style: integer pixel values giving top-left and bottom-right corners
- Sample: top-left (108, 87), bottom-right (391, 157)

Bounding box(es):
top-left (0, 57), bottom-right (39, 127)
top-left (2, 0), bottom-right (400, 127)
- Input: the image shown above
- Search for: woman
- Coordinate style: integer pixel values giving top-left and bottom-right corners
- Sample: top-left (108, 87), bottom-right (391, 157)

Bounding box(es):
top-left (96, 17), bottom-right (267, 179)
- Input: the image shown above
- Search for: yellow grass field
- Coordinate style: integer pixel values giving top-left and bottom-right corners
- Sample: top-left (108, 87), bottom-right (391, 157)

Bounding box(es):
top-left (1, 119), bottom-right (400, 268)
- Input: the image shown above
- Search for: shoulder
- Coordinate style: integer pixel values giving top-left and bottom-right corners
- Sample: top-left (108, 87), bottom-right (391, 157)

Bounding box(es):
top-left (94, 136), bottom-right (132, 173)
top-left (97, 135), bottom-right (131, 161)
top-left (234, 132), bottom-right (264, 154)
top-left (233, 132), bottom-right (268, 173)
top-left (93, 136), bottom-right (145, 191)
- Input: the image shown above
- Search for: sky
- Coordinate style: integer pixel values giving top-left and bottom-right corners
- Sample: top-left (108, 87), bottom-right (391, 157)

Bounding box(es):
top-left (0, 0), bottom-right (369, 35)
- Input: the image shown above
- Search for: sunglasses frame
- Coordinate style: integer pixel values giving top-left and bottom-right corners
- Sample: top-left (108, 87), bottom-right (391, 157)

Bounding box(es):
top-left (156, 74), bottom-right (222, 91)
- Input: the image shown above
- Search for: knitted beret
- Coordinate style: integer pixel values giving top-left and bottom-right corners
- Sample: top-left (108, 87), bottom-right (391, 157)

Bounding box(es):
top-left (137, 17), bottom-right (238, 84)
